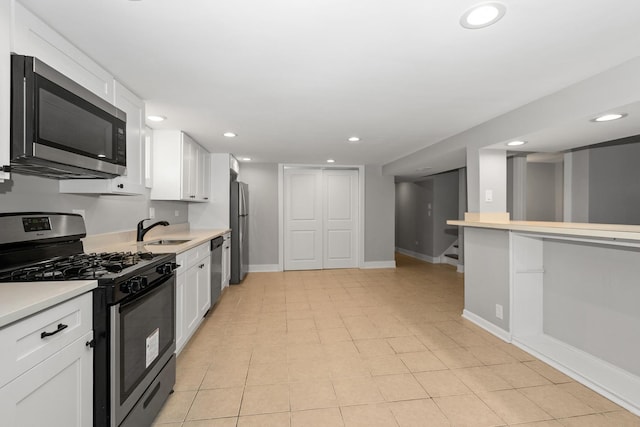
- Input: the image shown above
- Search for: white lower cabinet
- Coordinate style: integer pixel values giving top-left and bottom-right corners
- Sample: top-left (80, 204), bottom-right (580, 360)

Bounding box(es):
top-left (197, 255), bottom-right (211, 319)
top-left (175, 243), bottom-right (211, 354)
top-left (0, 330), bottom-right (93, 427)
top-left (0, 293), bottom-right (93, 427)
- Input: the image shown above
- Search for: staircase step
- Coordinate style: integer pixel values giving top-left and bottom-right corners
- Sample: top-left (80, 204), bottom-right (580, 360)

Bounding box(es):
top-left (445, 253), bottom-right (459, 260)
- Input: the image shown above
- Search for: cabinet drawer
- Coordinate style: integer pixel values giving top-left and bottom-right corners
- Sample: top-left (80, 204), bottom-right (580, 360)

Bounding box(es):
top-left (0, 293), bottom-right (92, 388)
top-left (185, 242), bottom-right (210, 269)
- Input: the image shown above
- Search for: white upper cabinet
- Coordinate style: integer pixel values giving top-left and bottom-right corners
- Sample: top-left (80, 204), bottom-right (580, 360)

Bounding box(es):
top-left (0, 1), bottom-right (11, 182)
top-left (11, 3), bottom-right (114, 102)
top-left (151, 130), bottom-right (210, 202)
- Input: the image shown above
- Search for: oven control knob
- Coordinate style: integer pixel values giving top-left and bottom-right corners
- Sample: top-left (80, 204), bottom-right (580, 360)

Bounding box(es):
top-left (157, 262), bottom-right (176, 275)
top-left (129, 276), bottom-right (146, 292)
top-left (119, 283), bottom-right (131, 294)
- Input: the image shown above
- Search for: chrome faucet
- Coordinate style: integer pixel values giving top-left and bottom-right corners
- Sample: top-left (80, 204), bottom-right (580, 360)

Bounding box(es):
top-left (136, 219), bottom-right (170, 242)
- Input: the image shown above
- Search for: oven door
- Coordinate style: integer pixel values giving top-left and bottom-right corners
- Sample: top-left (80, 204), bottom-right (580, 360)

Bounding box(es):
top-left (110, 275), bottom-right (175, 426)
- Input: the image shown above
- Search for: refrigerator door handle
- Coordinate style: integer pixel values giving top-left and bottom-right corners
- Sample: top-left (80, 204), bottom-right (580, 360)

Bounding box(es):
top-left (239, 186), bottom-right (247, 216)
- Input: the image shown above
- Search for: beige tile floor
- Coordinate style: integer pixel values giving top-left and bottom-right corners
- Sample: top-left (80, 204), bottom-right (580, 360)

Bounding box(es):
top-left (153, 254), bottom-right (640, 427)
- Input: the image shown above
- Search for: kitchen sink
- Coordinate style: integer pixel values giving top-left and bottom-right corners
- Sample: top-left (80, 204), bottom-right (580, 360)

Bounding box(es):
top-left (145, 239), bottom-right (191, 246)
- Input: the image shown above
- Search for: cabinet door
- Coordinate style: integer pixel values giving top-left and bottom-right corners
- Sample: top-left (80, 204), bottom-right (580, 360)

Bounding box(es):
top-left (175, 272), bottom-right (186, 354)
top-left (184, 265), bottom-right (200, 338)
top-left (0, 1), bottom-right (11, 182)
top-left (12, 3), bottom-right (113, 102)
top-left (181, 135), bottom-right (196, 200)
top-left (197, 148), bottom-right (211, 201)
top-left (0, 331), bottom-right (93, 427)
top-left (197, 255), bottom-right (211, 318)
top-left (110, 81), bottom-right (146, 194)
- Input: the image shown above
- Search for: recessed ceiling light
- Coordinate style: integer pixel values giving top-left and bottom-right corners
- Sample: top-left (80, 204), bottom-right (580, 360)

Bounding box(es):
top-left (240, 157), bottom-right (251, 161)
top-left (591, 113), bottom-right (627, 122)
top-left (348, 137), bottom-right (360, 143)
top-left (506, 140), bottom-right (527, 146)
top-left (147, 115), bottom-right (166, 122)
top-left (327, 159), bottom-right (336, 163)
top-left (460, 2), bottom-right (506, 29)
top-left (223, 132), bottom-right (237, 138)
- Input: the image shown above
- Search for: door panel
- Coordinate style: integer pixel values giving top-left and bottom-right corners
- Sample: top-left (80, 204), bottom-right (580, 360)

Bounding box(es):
top-left (284, 169), bottom-right (323, 270)
top-left (327, 230), bottom-right (352, 259)
top-left (323, 170), bottom-right (358, 269)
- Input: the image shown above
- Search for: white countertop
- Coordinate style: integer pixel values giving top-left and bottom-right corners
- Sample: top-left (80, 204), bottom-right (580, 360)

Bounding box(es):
top-left (447, 219), bottom-right (640, 241)
top-left (0, 280), bottom-right (97, 328)
top-left (84, 228), bottom-right (230, 254)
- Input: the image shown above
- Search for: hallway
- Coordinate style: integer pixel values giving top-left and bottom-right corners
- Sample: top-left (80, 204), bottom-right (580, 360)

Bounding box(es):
top-left (153, 254), bottom-right (640, 426)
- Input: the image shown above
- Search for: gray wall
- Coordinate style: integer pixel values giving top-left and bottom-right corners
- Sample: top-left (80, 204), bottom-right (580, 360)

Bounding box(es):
top-left (543, 239), bottom-right (640, 377)
top-left (565, 150), bottom-right (590, 222)
top-left (395, 170), bottom-right (459, 258)
top-left (395, 181), bottom-right (433, 255)
top-left (464, 228), bottom-right (510, 332)
top-left (433, 171), bottom-right (459, 256)
top-left (526, 163), bottom-right (559, 221)
top-left (238, 163), bottom-right (280, 266)
top-left (0, 173), bottom-right (187, 235)
top-left (237, 163), bottom-right (396, 267)
top-left (364, 165), bottom-right (396, 263)
top-left (588, 141), bottom-right (640, 225)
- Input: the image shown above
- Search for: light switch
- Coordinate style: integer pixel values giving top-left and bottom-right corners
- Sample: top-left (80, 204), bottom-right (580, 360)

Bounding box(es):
top-left (485, 189), bottom-right (493, 202)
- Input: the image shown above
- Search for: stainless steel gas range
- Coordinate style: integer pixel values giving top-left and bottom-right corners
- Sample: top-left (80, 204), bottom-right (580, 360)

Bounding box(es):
top-left (0, 212), bottom-right (177, 427)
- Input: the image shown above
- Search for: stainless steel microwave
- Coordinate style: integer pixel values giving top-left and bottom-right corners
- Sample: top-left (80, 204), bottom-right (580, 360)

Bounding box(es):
top-left (10, 54), bottom-right (127, 179)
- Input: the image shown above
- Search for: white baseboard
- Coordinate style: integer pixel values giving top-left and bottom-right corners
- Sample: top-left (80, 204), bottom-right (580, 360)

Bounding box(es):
top-left (513, 334), bottom-right (640, 417)
top-left (443, 255), bottom-right (458, 266)
top-left (462, 309), bottom-right (512, 343)
top-left (395, 247), bottom-right (440, 264)
top-left (248, 264), bottom-right (281, 272)
top-left (362, 260), bottom-right (396, 269)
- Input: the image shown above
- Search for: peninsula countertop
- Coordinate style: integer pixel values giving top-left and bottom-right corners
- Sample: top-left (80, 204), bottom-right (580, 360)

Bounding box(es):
top-left (447, 219), bottom-right (640, 241)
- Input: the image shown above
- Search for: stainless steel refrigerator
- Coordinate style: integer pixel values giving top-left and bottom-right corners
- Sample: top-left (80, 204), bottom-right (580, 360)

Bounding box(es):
top-left (230, 181), bottom-right (248, 283)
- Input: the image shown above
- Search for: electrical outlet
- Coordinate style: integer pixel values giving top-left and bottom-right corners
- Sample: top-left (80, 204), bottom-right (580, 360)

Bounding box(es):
top-left (495, 304), bottom-right (503, 320)
top-left (149, 207), bottom-right (155, 219)
top-left (72, 209), bottom-right (85, 219)
top-left (485, 189), bottom-right (493, 202)
top-left (174, 210), bottom-right (180, 217)
top-left (415, 240), bottom-right (419, 246)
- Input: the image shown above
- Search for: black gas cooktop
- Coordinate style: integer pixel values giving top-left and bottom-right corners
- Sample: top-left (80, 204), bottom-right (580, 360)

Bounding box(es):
top-left (0, 251), bottom-right (161, 282)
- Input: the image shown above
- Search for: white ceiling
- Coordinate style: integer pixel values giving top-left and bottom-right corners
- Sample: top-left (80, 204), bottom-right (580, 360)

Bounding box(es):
top-left (17, 0), bottom-right (640, 175)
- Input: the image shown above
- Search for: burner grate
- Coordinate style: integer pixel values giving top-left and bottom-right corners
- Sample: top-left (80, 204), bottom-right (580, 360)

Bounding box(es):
top-left (0, 251), bottom-right (158, 282)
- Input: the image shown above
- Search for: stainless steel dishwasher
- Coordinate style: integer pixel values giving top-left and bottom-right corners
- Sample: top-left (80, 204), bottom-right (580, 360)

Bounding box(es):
top-left (210, 236), bottom-right (224, 307)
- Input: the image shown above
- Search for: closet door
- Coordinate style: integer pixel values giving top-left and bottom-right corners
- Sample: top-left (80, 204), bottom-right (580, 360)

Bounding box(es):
top-left (284, 169), bottom-right (323, 270)
top-left (323, 169), bottom-right (359, 269)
